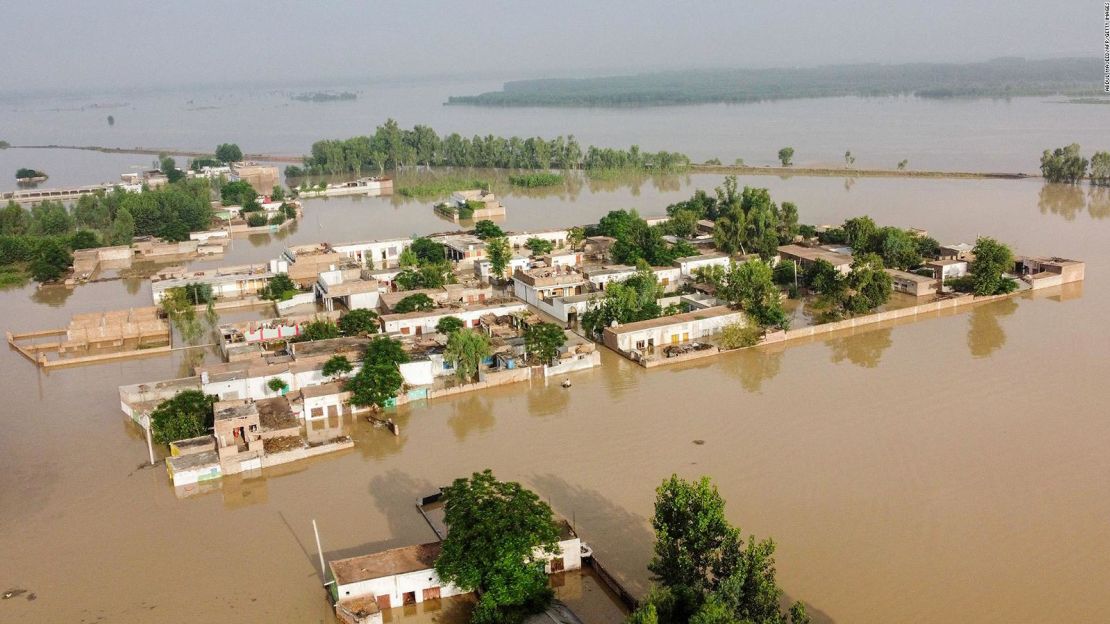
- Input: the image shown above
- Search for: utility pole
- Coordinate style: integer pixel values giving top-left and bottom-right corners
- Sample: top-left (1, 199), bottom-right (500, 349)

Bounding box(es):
top-left (313, 519), bottom-right (327, 585)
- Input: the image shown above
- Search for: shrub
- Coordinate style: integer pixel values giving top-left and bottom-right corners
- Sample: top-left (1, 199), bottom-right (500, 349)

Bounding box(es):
top-left (718, 322), bottom-right (763, 349)
top-left (247, 213), bottom-right (267, 227)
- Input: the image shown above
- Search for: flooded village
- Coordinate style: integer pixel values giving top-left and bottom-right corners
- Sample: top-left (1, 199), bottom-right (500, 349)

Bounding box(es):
top-left (3, 7), bottom-right (1110, 621)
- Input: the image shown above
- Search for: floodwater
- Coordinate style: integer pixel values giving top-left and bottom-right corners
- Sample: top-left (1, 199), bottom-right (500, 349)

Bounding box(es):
top-left (2, 165), bottom-right (1108, 623)
top-left (3, 78), bottom-right (1110, 175)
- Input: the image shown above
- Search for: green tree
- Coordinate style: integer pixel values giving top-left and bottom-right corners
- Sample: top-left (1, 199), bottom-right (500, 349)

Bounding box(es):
top-left (182, 282), bottom-right (214, 305)
top-left (149, 390), bottom-right (216, 444)
top-left (365, 335), bottom-right (409, 367)
top-left (398, 247), bottom-right (419, 268)
top-left (876, 227), bottom-right (922, 270)
top-left (322, 355), bottom-right (353, 379)
top-left (842, 216), bottom-right (879, 251)
top-left (473, 219), bottom-right (504, 239)
top-left (160, 155), bottom-right (184, 183)
top-left (435, 470), bottom-right (560, 624)
top-left (721, 261), bottom-right (787, 329)
top-left (337, 309), bottom-right (379, 336)
top-left (30, 238), bottom-right (72, 282)
top-left (568, 226), bottom-right (586, 249)
top-left (215, 143), bottom-right (243, 163)
top-left (525, 237), bottom-right (555, 256)
top-left (445, 329), bottom-right (492, 382)
top-left (109, 205), bottom-right (135, 245)
top-left (1089, 151), bottom-right (1110, 187)
top-left (969, 237), bottom-right (1017, 295)
top-left (409, 237), bottom-right (446, 264)
top-left (69, 229), bottom-right (101, 250)
top-left (486, 236), bottom-right (511, 281)
top-left (267, 377), bottom-right (289, 394)
top-left (644, 475), bottom-right (809, 624)
top-left (393, 293), bottom-right (436, 313)
top-left (777, 147), bottom-right (794, 166)
top-left (247, 213), bottom-right (267, 227)
top-left (524, 322), bottom-right (566, 365)
top-left (650, 475), bottom-right (738, 592)
top-left (270, 185), bottom-right (285, 201)
top-left (259, 273), bottom-right (299, 301)
top-left (291, 318), bottom-right (340, 343)
top-left (0, 202), bottom-right (30, 235)
top-left (843, 253), bottom-right (892, 314)
top-left (1040, 144), bottom-right (1088, 184)
top-left (436, 315), bottom-right (466, 335)
top-left (221, 180), bottom-right (258, 206)
top-left (345, 363), bottom-right (403, 411)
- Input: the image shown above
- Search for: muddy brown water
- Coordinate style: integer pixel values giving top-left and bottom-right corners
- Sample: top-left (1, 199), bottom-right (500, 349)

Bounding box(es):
top-left (1, 174), bottom-right (1108, 623)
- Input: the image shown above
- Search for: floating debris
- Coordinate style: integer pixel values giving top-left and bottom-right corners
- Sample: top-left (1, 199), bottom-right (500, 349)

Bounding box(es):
top-left (692, 439), bottom-right (705, 445)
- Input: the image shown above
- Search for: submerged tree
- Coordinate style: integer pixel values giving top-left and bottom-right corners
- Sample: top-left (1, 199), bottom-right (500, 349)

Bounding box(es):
top-left (628, 474), bottom-right (810, 624)
top-left (435, 470), bottom-right (561, 624)
top-left (524, 322), bottom-right (567, 365)
top-left (777, 147), bottom-right (794, 166)
top-left (1040, 144), bottom-right (1088, 184)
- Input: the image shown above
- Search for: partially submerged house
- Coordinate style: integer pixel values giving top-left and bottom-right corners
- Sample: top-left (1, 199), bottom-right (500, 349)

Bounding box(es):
top-left (602, 306), bottom-right (746, 366)
top-left (777, 244), bottom-right (853, 274)
top-left (886, 269), bottom-right (938, 297)
top-left (329, 520), bottom-right (583, 620)
top-left (1016, 256), bottom-right (1086, 289)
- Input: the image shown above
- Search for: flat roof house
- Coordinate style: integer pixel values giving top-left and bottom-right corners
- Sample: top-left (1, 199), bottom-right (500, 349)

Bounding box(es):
top-left (602, 306), bottom-right (745, 358)
top-left (777, 244), bottom-right (853, 273)
top-left (886, 269), bottom-right (938, 297)
top-left (329, 520), bottom-right (582, 617)
top-left (1016, 256), bottom-right (1086, 289)
top-left (674, 252), bottom-right (732, 277)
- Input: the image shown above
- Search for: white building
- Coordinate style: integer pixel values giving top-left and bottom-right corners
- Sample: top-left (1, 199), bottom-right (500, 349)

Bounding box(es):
top-left (380, 302), bottom-right (528, 336)
top-left (674, 252), bottom-right (732, 277)
top-left (602, 306), bottom-right (745, 354)
top-left (332, 238), bottom-right (413, 269)
top-left (329, 522), bottom-right (582, 613)
top-left (316, 268), bottom-right (380, 311)
top-left (505, 228), bottom-right (570, 251)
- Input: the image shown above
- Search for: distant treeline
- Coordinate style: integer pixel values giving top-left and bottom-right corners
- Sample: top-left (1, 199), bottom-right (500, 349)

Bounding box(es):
top-left (285, 119), bottom-right (689, 177)
top-left (446, 57), bottom-right (1103, 107)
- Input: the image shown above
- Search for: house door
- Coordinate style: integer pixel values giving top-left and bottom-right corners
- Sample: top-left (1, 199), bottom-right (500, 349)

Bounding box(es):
top-left (550, 557), bottom-right (565, 573)
top-left (422, 587), bottom-right (441, 601)
top-left (670, 334), bottom-right (680, 344)
top-left (375, 594), bottom-right (392, 610)
top-left (682, 332), bottom-right (689, 342)
top-left (402, 591), bottom-right (416, 606)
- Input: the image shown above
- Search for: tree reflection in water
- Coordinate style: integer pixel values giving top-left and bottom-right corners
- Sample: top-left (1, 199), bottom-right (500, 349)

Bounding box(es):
top-left (828, 327), bottom-right (893, 368)
top-left (527, 380), bottom-right (570, 418)
top-left (1037, 183), bottom-right (1085, 221)
top-left (30, 283), bottom-right (74, 307)
top-left (447, 394), bottom-right (495, 441)
top-left (1088, 187), bottom-right (1110, 220)
top-left (967, 298), bottom-right (1018, 358)
top-left (724, 343), bottom-right (784, 392)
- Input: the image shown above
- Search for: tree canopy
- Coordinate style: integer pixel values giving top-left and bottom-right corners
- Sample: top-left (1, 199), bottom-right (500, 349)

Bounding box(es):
top-left (524, 322), bottom-right (567, 365)
top-left (473, 220), bottom-right (505, 239)
top-left (345, 363), bottom-right (403, 411)
top-left (215, 143), bottom-right (243, 163)
top-left (393, 293), bottom-right (436, 313)
top-left (445, 329), bottom-right (492, 382)
top-left (337, 309), bottom-right (379, 336)
top-left (628, 474), bottom-right (811, 624)
top-left (968, 237), bottom-right (1017, 296)
top-left (149, 390), bottom-right (216, 444)
top-left (486, 236), bottom-right (511, 281)
top-left (1040, 143), bottom-right (1088, 184)
top-left (259, 273), bottom-right (299, 301)
top-left (322, 355), bottom-right (353, 379)
top-left (436, 315), bottom-right (466, 335)
top-left (719, 261), bottom-right (788, 329)
top-left (291, 318), bottom-right (340, 343)
top-left (435, 470), bottom-right (561, 624)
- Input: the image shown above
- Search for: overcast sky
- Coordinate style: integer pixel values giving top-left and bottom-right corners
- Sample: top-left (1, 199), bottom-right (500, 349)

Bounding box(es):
top-left (4, 0), bottom-right (1100, 91)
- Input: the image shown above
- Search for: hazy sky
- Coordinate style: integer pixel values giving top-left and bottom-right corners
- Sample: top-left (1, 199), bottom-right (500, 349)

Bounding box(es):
top-left (4, 0), bottom-right (1100, 91)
